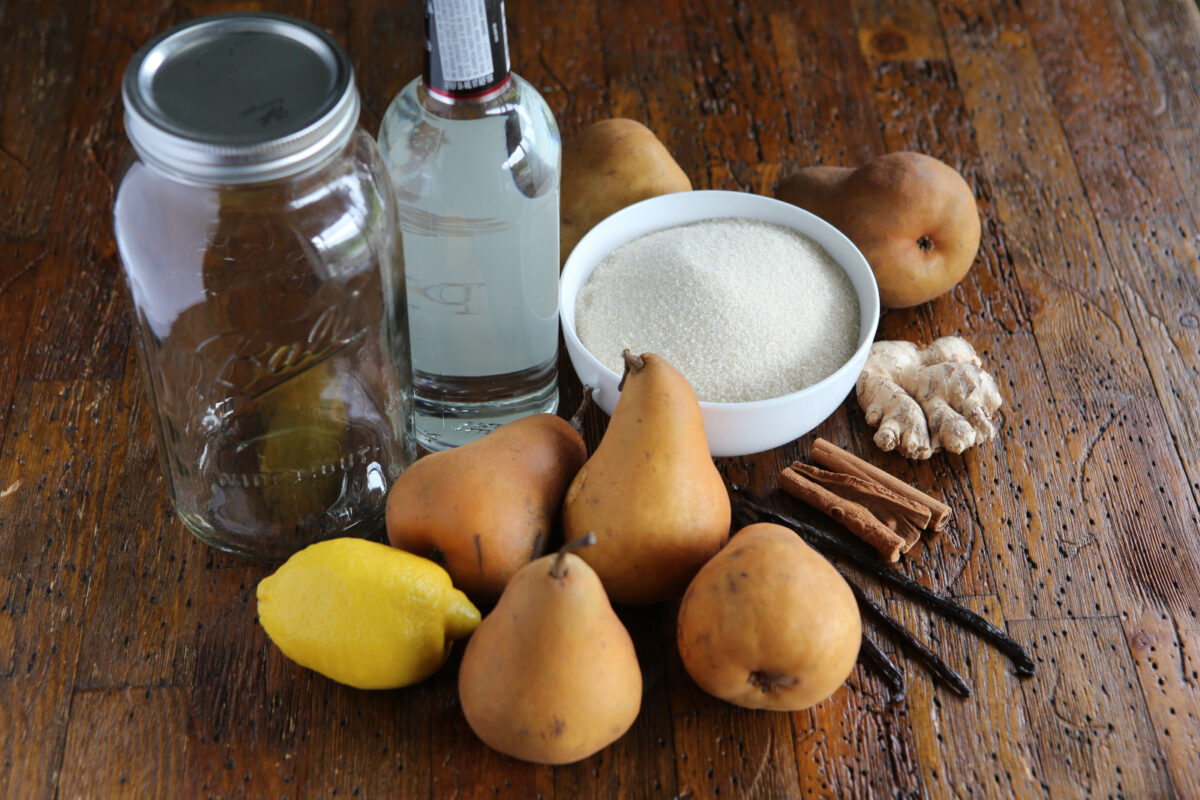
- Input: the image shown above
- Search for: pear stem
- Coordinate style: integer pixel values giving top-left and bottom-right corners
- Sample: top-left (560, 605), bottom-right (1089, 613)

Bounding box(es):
top-left (568, 385), bottom-right (594, 433)
top-left (549, 532), bottom-right (596, 579)
top-left (617, 349), bottom-right (645, 391)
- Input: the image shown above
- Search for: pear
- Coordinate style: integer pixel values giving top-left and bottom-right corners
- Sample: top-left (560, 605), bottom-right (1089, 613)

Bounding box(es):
top-left (561, 118), bottom-right (692, 265)
top-left (677, 522), bottom-right (861, 711)
top-left (775, 152), bottom-right (980, 308)
top-left (562, 351), bottom-right (730, 605)
top-left (386, 410), bottom-right (587, 602)
top-left (457, 534), bottom-right (642, 765)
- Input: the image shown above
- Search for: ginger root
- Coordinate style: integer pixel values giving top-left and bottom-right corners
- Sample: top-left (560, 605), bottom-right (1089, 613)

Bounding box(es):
top-left (856, 336), bottom-right (1002, 460)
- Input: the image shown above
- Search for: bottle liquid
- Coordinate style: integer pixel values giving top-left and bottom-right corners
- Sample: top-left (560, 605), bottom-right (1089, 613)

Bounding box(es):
top-left (378, 0), bottom-right (561, 451)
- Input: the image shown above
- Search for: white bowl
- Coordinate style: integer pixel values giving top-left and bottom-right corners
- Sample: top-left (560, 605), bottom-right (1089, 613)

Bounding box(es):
top-left (559, 190), bottom-right (880, 457)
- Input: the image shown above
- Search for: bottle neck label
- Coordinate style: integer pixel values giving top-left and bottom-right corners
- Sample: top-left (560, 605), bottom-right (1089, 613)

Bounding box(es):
top-left (423, 0), bottom-right (511, 100)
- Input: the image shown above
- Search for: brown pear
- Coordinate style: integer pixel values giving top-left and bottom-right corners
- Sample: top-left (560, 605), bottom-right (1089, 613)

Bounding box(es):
top-left (775, 152), bottom-right (980, 308)
top-left (677, 522), bottom-right (861, 711)
top-left (561, 352), bottom-right (730, 605)
top-left (386, 413), bottom-right (586, 602)
top-left (561, 118), bottom-right (692, 265)
top-left (457, 535), bottom-right (642, 765)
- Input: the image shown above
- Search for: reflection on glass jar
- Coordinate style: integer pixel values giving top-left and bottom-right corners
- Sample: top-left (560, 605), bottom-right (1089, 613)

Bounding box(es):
top-left (115, 13), bottom-right (415, 560)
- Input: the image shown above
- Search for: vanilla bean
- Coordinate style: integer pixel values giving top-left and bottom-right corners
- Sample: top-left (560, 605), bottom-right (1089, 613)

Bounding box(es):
top-left (849, 580), bottom-right (971, 698)
top-left (858, 633), bottom-right (906, 705)
top-left (735, 493), bottom-right (1036, 677)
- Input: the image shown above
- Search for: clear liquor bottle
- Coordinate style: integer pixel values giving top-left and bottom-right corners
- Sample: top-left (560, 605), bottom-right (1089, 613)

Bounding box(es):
top-left (378, 0), bottom-right (561, 451)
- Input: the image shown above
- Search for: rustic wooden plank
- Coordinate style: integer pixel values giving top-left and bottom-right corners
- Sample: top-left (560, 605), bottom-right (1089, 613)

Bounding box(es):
top-left (185, 565), bottom-right (310, 798)
top-left (1103, 0), bottom-right (1200, 130)
top-left (0, 380), bottom-right (117, 798)
top-left (306, 681), bottom-right (434, 798)
top-left (1009, 617), bottom-right (1174, 798)
top-left (1161, 130), bottom-right (1200, 228)
top-left (0, 242), bottom-right (42, 447)
top-left (598, 0), bottom-right (706, 186)
top-left (961, 332), bottom-right (1122, 620)
top-left (509, 0), bottom-right (607, 138)
top-left (74, 354), bottom-right (202, 689)
top-left (853, 0), bottom-right (948, 63)
top-left (892, 463), bottom-right (997, 600)
top-left (1098, 217), bottom-right (1200, 512)
top-left (1057, 396), bottom-right (1200, 797)
top-left (0, 0), bottom-right (83, 241)
top-left (767, 7), bottom-right (885, 168)
top-left (889, 595), bottom-right (1043, 798)
top-left (1104, 0), bottom-right (1200, 226)
top-left (679, 0), bottom-right (790, 171)
top-left (18, 5), bottom-right (169, 382)
top-left (1023, 0), bottom-right (1187, 221)
top-left (1057, 399), bottom-right (1200, 599)
top-left (939, 0), bottom-right (1155, 401)
top-left (1122, 610), bottom-right (1200, 800)
top-left (707, 161), bottom-right (788, 194)
top-left (58, 687), bottom-right (189, 799)
top-left (669, 679), bottom-right (803, 798)
top-left (795, 644), bottom-right (926, 798)
top-left (0, 683), bottom-right (53, 800)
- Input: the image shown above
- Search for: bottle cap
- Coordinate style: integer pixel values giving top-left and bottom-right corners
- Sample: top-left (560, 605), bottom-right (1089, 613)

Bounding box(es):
top-left (122, 12), bottom-right (359, 183)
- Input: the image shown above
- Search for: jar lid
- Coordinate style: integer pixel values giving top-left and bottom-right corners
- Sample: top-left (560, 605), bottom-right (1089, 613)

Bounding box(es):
top-left (122, 12), bottom-right (359, 183)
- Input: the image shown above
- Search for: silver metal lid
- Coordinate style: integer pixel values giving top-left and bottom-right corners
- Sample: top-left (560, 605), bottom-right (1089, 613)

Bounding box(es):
top-left (122, 13), bottom-right (359, 183)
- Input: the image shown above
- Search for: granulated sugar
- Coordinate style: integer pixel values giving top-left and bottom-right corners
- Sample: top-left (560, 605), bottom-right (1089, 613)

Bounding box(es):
top-left (575, 217), bottom-right (860, 403)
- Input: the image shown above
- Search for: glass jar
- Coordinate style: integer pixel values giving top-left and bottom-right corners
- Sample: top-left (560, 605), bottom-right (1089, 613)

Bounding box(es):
top-left (114, 13), bottom-right (416, 560)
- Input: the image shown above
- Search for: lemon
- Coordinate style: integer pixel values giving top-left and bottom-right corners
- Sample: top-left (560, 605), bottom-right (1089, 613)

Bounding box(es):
top-left (257, 538), bottom-right (481, 689)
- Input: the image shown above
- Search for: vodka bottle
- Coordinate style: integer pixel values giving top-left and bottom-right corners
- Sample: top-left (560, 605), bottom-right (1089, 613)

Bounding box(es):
top-left (378, 0), bottom-right (561, 451)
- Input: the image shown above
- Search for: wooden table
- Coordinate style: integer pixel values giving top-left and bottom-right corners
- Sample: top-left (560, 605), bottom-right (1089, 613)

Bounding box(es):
top-left (3, 0), bottom-right (1199, 797)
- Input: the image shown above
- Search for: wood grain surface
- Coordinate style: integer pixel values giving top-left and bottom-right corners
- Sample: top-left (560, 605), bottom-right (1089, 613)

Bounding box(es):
top-left (2, 0), bottom-right (1199, 797)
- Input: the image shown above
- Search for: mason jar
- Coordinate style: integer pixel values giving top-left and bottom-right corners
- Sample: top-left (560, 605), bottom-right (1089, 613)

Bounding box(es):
top-left (114, 13), bottom-right (416, 560)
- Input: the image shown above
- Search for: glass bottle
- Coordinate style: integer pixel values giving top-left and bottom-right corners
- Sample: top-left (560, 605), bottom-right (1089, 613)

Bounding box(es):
top-left (114, 13), bottom-right (416, 560)
top-left (378, 0), bottom-right (561, 451)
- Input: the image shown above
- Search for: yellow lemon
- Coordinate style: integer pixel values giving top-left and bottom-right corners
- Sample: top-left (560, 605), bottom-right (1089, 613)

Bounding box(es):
top-left (257, 538), bottom-right (481, 689)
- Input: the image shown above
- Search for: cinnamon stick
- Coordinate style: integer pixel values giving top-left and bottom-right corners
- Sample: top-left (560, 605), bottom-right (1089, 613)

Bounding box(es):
top-left (790, 462), bottom-right (929, 552)
top-left (811, 438), bottom-right (952, 531)
top-left (778, 466), bottom-right (906, 563)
